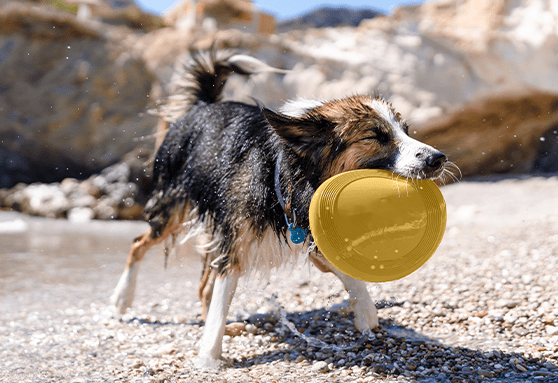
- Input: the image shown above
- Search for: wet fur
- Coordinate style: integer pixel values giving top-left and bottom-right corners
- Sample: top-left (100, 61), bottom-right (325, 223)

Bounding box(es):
top-left (111, 50), bottom-right (452, 368)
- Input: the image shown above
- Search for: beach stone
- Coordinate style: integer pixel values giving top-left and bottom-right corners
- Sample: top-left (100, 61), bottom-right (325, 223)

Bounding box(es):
top-left (224, 322), bottom-right (246, 337)
top-left (245, 324), bottom-right (258, 334)
top-left (67, 207), bottom-right (94, 223)
top-left (311, 361), bottom-right (329, 373)
top-left (478, 369), bottom-right (494, 378)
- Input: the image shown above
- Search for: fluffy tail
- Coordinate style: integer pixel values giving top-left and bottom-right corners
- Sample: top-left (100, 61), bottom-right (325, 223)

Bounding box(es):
top-left (153, 51), bottom-right (286, 123)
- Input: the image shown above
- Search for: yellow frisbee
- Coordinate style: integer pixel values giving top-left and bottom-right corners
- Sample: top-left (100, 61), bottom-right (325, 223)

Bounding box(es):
top-left (309, 169), bottom-right (446, 282)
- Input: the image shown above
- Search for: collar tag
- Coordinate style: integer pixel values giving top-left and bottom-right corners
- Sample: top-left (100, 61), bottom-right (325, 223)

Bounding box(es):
top-left (288, 223), bottom-right (307, 244)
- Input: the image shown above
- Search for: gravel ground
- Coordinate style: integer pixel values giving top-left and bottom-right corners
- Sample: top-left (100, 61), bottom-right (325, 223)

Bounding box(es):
top-left (1, 174), bottom-right (558, 382)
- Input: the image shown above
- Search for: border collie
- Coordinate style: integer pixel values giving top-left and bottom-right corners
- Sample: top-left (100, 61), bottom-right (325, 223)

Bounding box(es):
top-left (110, 51), bottom-right (453, 368)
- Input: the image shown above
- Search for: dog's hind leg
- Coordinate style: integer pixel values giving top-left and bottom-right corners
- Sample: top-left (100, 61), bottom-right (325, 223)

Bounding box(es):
top-left (110, 224), bottom-right (179, 314)
top-left (199, 254), bottom-right (217, 320)
top-left (310, 252), bottom-right (379, 332)
top-left (110, 231), bottom-right (154, 314)
top-left (194, 267), bottom-right (240, 369)
top-left (196, 233), bottom-right (218, 320)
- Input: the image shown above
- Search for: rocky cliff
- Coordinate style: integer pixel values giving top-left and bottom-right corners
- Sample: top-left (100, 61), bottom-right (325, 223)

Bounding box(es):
top-left (0, 1), bottom-right (160, 189)
top-left (1, 0), bottom-right (557, 219)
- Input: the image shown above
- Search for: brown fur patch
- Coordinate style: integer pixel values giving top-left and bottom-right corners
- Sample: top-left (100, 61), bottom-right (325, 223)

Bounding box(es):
top-left (310, 96), bottom-right (405, 179)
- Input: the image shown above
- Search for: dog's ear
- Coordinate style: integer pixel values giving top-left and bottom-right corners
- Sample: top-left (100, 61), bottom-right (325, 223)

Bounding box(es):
top-left (262, 108), bottom-right (334, 162)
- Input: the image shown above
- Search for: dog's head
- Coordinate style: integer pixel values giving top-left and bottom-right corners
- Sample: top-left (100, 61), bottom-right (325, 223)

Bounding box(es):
top-left (264, 95), bottom-right (449, 181)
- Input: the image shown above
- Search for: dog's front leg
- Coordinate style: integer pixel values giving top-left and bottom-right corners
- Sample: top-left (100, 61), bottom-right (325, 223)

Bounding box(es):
top-left (328, 267), bottom-right (379, 332)
top-left (194, 268), bottom-right (240, 369)
top-left (335, 271), bottom-right (379, 331)
top-left (311, 253), bottom-right (379, 331)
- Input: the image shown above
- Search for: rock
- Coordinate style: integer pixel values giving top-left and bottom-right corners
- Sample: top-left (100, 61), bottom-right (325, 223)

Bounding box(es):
top-left (515, 364), bottom-right (528, 372)
top-left (67, 207), bottom-right (94, 223)
top-left (406, 361), bottom-right (418, 371)
top-left (23, 183), bottom-right (69, 218)
top-left (151, 343), bottom-right (176, 357)
top-left (545, 325), bottom-right (558, 336)
top-left (478, 369), bottom-right (494, 378)
top-left (419, 93), bottom-right (558, 178)
top-left (495, 299), bottom-right (520, 309)
top-left (0, 1), bottom-right (158, 188)
top-left (245, 323), bottom-right (257, 334)
top-left (311, 361), bottom-right (329, 373)
top-left (224, 322), bottom-right (246, 337)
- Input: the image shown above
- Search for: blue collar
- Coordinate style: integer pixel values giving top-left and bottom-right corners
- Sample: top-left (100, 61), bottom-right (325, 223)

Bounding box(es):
top-left (274, 151), bottom-right (308, 244)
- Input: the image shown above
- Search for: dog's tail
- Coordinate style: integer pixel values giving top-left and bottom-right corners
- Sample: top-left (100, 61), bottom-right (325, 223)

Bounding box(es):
top-left (153, 51), bottom-right (286, 123)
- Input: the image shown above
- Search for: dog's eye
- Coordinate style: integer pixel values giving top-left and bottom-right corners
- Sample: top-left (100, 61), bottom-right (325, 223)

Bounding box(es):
top-left (361, 131), bottom-right (388, 143)
top-left (360, 136), bottom-right (377, 142)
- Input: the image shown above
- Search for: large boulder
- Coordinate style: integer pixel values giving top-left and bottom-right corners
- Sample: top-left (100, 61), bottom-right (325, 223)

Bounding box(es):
top-left (0, 1), bottom-right (159, 188)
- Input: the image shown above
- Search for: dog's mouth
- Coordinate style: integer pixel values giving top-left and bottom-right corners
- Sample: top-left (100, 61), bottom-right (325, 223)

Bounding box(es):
top-left (392, 161), bottom-right (461, 184)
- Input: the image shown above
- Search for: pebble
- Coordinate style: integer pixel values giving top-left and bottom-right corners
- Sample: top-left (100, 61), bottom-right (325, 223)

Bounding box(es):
top-left (311, 361), bottom-right (329, 373)
top-left (515, 364), bottom-right (528, 372)
top-left (245, 323), bottom-right (258, 334)
top-left (224, 322), bottom-right (246, 336)
top-left (477, 369), bottom-right (494, 377)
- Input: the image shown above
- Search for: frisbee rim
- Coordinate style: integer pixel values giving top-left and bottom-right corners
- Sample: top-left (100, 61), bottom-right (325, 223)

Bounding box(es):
top-left (309, 169), bottom-right (447, 282)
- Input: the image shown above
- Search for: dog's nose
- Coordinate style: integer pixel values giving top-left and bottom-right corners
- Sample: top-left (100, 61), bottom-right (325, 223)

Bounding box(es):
top-left (426, 152), bottom-right (447, 169)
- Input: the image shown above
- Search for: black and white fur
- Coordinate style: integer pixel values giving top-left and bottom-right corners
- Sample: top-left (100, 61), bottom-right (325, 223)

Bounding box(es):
top-left (110, 51), bottom-right (453, 368)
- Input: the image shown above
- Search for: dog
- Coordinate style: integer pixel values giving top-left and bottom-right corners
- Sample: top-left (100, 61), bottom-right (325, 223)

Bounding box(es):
top-left (110, 50), bottom-right (453, 368)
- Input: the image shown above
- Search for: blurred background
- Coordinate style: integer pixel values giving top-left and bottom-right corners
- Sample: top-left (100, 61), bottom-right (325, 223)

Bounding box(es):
top-left (1, 0), bottom-right (557, 220)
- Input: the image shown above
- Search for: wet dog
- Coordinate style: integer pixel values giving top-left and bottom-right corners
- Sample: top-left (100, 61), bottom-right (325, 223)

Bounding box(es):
top-left (110, 51), bottom-right (454, 368)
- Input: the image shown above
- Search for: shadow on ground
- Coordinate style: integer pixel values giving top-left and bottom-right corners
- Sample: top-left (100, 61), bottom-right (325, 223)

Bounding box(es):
top-left (209, 308), bottom-right (558, 382)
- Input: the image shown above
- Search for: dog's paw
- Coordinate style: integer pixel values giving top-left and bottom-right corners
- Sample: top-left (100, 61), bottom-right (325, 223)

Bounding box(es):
top-left (192, 355), bottom-right (230, 370)
top-left (110, 266), bottom-right (139, 314)
top-left (109, 291), bottom-right (130, 315)
top-left (109, 280), bottom-right (134, 315)
top-left (352, 304), bottom-right (379, 332)
top-left (330, 300), bottom-right (379, 332)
